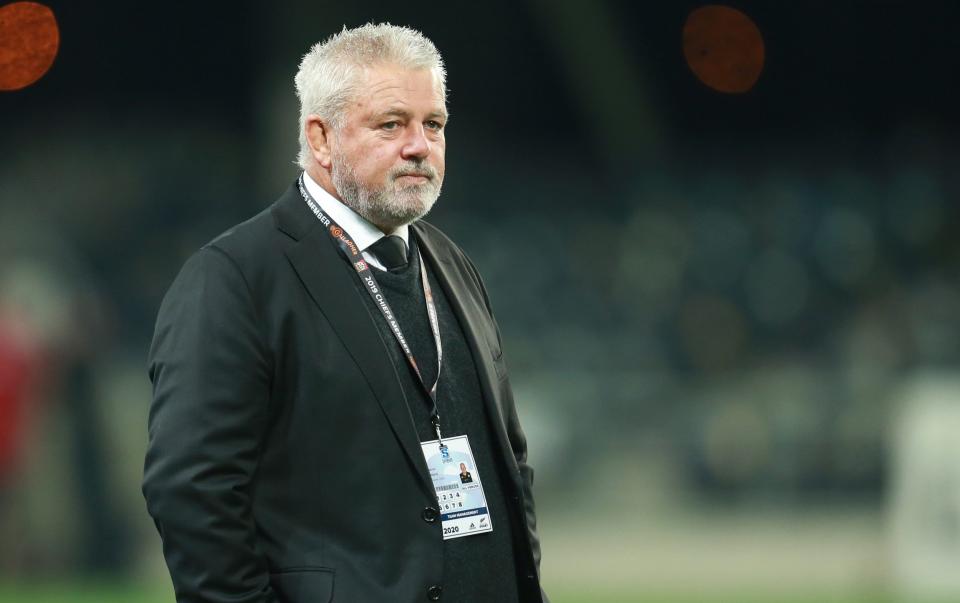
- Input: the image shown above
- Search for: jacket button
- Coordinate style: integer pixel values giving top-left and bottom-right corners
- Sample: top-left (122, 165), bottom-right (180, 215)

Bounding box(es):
top-left (421, 506), bottom-right (439, 523)
top-left (427, 584), bottom-right (443, 600)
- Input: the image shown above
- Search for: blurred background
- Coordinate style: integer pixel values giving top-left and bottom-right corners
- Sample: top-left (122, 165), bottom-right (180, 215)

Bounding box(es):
top-left (1, 1), bottom-right (959, 602)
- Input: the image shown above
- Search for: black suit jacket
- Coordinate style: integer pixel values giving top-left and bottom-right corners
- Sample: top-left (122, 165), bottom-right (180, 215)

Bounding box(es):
top-left (143, 183), bottom-right (545, 602)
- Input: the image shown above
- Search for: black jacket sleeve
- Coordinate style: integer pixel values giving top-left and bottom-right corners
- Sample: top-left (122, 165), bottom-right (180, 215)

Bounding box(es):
top-left (143, 245), bottom-right (279, 603)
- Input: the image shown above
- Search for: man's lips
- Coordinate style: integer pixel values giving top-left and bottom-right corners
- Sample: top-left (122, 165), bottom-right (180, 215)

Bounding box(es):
top-left (395, 173), bottom-right (431, 181)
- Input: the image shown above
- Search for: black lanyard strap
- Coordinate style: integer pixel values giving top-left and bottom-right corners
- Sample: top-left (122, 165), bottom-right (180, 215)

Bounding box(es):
top-left (298, 174), bottom-right (446, 443)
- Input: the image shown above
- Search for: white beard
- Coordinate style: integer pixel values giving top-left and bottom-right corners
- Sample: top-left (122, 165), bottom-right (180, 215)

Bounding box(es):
top-left (331, 150), bottom-right (443, 232)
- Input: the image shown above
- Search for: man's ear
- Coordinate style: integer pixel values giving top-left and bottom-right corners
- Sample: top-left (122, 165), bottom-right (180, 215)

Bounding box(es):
top-left (305, 115), bottom-right (333, 169)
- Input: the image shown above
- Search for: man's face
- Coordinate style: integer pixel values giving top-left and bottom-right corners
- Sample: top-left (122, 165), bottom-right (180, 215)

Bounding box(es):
top-left (329, 63), bottom-right (447, 232)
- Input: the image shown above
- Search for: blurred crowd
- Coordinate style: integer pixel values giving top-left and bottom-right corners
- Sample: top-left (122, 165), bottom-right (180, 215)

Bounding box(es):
top-left (1, 135), bottom-right (955, 580)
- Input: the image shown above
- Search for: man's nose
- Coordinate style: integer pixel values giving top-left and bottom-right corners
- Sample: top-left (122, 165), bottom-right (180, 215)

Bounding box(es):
top-left (400, 124), bottom-right (431, 160)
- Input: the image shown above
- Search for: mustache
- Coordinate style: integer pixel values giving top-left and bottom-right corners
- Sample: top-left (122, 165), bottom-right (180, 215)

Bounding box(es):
top-left (390, 163), bottom-right (438, 181)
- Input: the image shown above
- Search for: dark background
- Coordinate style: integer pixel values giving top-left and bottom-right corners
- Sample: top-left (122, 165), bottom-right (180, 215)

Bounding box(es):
top-left (1, 1), bottom-right (958, 600)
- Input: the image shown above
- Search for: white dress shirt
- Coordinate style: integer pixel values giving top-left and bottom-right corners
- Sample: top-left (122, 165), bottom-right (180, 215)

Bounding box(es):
top-left (302, 171), bottom-right (409, 271)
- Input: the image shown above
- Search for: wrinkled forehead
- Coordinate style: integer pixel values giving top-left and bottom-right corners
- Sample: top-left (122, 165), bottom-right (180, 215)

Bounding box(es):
top-left (352, 63), bottom-right (447, 112)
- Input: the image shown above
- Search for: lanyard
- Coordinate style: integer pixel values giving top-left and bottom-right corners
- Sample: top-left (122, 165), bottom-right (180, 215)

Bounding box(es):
top-left (297, 174), bottom-right (446, 444)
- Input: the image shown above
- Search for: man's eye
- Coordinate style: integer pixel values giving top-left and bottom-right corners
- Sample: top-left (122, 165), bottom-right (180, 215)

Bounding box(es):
top-left (426, 120), bottom-right (444, 131)
top-left (381, 121), bottom-right (399, 130)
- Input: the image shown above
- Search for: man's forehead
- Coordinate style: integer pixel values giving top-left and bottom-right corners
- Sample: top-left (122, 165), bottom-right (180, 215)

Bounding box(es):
top-left (354, 64), bottom-right (446, 115)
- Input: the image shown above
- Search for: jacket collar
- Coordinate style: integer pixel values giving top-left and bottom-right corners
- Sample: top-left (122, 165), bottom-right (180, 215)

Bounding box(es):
top-left (272, 180), bottom-right (318, 241)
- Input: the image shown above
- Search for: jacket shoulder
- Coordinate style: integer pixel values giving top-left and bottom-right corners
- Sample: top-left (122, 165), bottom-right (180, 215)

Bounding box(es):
top-left (202, 182), bottom-right (307, 269)
top-left (204, 205), bottom-right (278, 263)
top-left (160, 195), bottom-right (291, 308)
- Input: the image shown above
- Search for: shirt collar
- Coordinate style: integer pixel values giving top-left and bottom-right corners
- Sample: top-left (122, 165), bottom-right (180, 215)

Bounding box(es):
top-left (302, 171), bottom-right (409, 253)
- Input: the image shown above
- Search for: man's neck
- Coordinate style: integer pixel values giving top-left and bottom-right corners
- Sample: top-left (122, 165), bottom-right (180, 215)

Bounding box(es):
top-left (305, 165), bottom-right (340, 203)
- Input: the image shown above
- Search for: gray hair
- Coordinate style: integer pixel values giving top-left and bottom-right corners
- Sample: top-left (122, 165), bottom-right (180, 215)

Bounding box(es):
top-left (294, 23), bottom-right (448, 169)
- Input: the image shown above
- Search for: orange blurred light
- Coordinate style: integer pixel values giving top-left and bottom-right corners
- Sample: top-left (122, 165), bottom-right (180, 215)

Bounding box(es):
top-left (0, 1), bottom-right (59, 91)
top-left (683, 5), bottom-right (764, 94)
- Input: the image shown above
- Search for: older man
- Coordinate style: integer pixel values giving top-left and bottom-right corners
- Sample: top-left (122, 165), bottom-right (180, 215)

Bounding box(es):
top-left (143, 23), bottom-right (546, 603)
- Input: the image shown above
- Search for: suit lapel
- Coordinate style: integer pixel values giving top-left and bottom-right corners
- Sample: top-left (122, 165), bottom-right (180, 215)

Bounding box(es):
top-left (413, 224), bottom-right (521, 482)
top-left (274, 187), bottom-right (434, 497)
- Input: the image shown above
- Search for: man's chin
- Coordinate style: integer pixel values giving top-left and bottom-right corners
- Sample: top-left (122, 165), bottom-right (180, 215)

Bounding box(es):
top-left (356, 198), bottom-right (416, 228)
top-left (393, 187), bottom-right (439, 216)
top-left (391, 201), bottom-right (434, 225)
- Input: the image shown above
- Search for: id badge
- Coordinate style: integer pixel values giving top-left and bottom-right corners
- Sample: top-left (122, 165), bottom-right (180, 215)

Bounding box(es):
top-left (420, 435), bottom-right (493, 540)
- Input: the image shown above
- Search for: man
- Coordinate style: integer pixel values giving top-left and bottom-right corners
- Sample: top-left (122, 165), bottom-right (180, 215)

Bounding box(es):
top-left (459, 462), bottom-right (474, 484)
top-left (143, 23), bottom-right (546, 603)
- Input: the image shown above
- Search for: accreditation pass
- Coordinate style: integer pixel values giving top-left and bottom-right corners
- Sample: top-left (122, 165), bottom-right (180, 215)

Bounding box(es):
top-left (420, 435), bottom-right (493, 540)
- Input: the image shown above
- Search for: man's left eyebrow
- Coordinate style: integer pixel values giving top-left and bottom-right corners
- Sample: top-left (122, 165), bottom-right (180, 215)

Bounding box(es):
top-left (377, 108), bottom-right (411, 119)
top-left (373, 108), bottom-right (447, 120)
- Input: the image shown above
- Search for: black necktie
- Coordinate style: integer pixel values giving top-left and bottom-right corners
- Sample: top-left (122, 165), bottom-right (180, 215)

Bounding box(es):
top-left (369, 235), bottom-right (408, 271)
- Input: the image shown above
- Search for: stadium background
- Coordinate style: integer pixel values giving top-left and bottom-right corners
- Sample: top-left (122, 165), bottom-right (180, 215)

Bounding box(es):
top-left (1, 1), bottom-right (959, 601)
